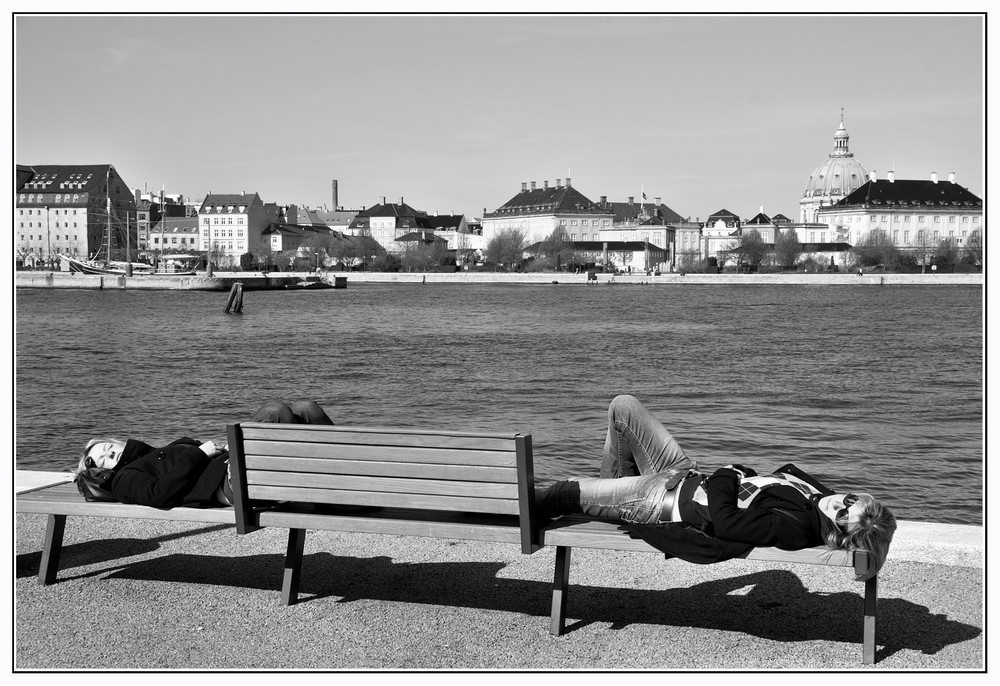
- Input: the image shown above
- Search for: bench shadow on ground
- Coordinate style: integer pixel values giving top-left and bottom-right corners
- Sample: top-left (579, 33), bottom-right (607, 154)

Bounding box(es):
top-left (17, 544), bottom-right (981, 662)
top-left (15, 524), bottom-right (233, 582)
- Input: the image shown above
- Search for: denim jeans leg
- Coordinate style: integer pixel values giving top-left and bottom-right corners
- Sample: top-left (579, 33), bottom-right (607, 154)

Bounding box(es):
top-left (600, 394), bottom-right (697, 478)
top-left (575, 472), bottom-right (670, 524)
top-left (250, 399), bottom-right (297, 423)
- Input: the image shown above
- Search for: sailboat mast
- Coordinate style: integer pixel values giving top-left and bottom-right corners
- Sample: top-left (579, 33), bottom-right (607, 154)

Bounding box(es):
top-left (105, 167), bottom-right (112, 263)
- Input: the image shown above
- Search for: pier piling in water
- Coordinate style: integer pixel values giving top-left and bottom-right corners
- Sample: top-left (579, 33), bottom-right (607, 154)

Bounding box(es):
top-left (225, 283), bottom-right (244, 313)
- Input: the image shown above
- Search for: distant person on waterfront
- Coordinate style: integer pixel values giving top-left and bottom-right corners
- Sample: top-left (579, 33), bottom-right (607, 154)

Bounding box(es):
top-left (73, 399), bottom-right (333, 508)
top-left (536, 395), bottom-right (896, 581)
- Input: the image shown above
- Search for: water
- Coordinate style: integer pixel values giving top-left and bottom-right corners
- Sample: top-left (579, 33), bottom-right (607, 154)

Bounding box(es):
top-left (14, 283), bottom-right (983, 525)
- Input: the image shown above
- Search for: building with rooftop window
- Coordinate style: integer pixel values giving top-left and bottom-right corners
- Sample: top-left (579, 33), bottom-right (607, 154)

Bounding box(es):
top-left (817, 171), bottom-right (983, 253)
top-left (482, 178), bottom-right (615, 246)
top-left (15, 163), bottom-right (137, 268)
top-left (347, 197), bottom-right (467, 253)
top-left (198, 192), bottom-right (288, 267)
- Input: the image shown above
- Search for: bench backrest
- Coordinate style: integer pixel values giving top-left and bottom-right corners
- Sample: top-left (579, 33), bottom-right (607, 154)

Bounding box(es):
top-left (226, 422), bottom-right (540, 553)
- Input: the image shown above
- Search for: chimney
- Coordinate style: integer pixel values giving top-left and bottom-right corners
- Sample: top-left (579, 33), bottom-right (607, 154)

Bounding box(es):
top-left (382, 196), bottom-right (386, 204)
top-left (241, 189), bottom-right (245, 196)
top-left (869, 171), bottom-right (877, 182)
top-left (565, 177), bottom-right (572, 188)
top-left (332, 180), bottom-right (339, 210)
top-left (760, 205), bottom-right (765, 215)
top-left (888, 170), bottom-right (895, 183)
top-left (931, 171), bottom-right (938, 184)
top-left (949, 172), bottom-right (956, 184)
top-left (628, 196), bottom-right (634, 205)
top-left (556, 178), bottom-right (562, 188)
top-left (531, 181), bottom-right (536, 190)
top-left (521, 182), bottom-right (527, 192)
top-left (544, 180), bottom-right (549, 189)
top-left (654, 197), bottom-right (661, 205)
top-left (400, 196), bottom-right (404, 205)
top-left (600, 195), bottom-right (607, 203)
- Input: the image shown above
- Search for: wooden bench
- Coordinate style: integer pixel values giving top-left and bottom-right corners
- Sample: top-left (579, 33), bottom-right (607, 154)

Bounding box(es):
top-left (15, 477), bottom-right (235, 585)
top-left (540, 515), bottom-right (879, 664)
top-left (17, 428), bottom-right (880, 665)
top-left (225, 421), bottom-right (541, 605)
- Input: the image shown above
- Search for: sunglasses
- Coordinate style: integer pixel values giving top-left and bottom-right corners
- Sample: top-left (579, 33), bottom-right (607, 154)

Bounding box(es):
top-left (836, 493), bottom-right (859, 528)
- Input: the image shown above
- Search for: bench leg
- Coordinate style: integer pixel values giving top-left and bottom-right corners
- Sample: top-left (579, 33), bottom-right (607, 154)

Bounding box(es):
top-left (281, 528), bottom-right (306, 606)
top-left (863, 575), bottom-right (878, 664)
top-left (38, 514), bottom-right (67, 585)
top-left (550, 545), bottom-right (571, 635)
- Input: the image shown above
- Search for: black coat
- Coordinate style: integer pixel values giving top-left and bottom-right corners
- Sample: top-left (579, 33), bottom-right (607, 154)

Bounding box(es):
top-left (624, 463), bottom-right (835, 564)
top-left (110, 437), bottom-right (229, 509)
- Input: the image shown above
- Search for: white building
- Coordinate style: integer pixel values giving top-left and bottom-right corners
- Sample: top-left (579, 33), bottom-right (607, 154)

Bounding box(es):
top-left (816, 171), bottom-right (983, 250)
top-left (482, 178), bottom-right (614, 246)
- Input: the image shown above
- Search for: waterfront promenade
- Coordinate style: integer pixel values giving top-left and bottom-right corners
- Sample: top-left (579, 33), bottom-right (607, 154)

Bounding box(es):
top-left (15, 510), bottom-right (983, 670)
top-left (14, 269), bottom-right (983, 290)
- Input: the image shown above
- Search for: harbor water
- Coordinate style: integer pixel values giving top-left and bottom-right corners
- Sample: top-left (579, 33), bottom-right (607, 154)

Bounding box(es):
top-left (14, 283), bottom-right (983, 525)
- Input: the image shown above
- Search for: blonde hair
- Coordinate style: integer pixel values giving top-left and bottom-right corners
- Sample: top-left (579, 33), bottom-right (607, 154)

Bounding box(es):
top-left (74, 438), bottom-right (126, 477)
top-left (822, 493), bottom-right (897, 582)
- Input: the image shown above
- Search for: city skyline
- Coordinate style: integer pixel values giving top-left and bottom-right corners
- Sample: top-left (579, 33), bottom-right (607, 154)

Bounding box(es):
top-left (14, 13), bottom-right (984, 223)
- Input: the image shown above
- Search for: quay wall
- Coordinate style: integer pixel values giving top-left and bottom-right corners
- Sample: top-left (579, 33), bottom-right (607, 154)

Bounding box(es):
top-left (14, 272), bottom-right (299, 291)
top-left (319, 271), bottom-right (983, 286)
top-left (15, 270), bottom-right (983, 290)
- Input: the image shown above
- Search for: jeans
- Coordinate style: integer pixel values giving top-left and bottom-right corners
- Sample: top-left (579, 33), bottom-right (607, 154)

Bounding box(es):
top-left (575, 395), bottom-right (698, 524)
top-left (250, 399), bottom-right (334, 425)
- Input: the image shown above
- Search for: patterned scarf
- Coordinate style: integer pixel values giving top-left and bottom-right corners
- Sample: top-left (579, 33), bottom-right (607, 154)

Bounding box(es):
top-left (737, 472), bottom-right (822, 508)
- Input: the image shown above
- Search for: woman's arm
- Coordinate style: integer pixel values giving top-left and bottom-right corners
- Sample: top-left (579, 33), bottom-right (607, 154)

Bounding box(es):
top-left (705, 467), bottom-right (815, 548)
top-left (111, 444), bottom-right (208, 508)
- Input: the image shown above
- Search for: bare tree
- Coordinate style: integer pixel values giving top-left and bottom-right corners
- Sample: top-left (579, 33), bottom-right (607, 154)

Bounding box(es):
top-left (774, 228), bottom-right (803, 270)
top-left (734, 230), bottom-right (769, 271)
top-left (850, 230), bottom-right (901, 270)
top-left (964, 228), bottom-right (983, 268)
top-left (485, 227), bottom-right (527, 269)
top-left (934, 237), bottom-right (959, 271)
top-left (538, 226), bottom-right (576, 270)
top-left (911, 228), bottom-right (935, 273)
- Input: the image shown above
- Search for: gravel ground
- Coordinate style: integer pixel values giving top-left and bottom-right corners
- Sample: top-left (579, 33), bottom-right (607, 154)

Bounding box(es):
top-left (14, 513), bottom-right (984, 671)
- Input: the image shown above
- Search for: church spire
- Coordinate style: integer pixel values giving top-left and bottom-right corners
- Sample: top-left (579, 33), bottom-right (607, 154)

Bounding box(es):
top-left (832, 110), bottom-right (852, 157)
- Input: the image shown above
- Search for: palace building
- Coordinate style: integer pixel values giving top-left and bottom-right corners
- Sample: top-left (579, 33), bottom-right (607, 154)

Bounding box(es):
top-left (815, 171), bottom-right (983, 251)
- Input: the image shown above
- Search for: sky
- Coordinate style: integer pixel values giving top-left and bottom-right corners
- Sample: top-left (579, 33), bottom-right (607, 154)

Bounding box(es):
top-left (13, 13), bottom-right (985, 223)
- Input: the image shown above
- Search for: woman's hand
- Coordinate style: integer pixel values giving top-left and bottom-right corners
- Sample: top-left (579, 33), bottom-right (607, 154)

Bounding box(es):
top-left (199, 440), bottom-right (225, 457)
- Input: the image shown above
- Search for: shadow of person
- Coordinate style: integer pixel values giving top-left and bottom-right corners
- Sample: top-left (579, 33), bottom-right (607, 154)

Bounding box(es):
top-left (100, 551), bottom-right (981, 659)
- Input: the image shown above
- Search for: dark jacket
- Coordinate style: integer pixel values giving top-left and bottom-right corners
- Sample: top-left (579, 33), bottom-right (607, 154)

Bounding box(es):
top-left (624, 463), bottom-right (835, 564)
top-left (110, 438), bottom-right (229, 509)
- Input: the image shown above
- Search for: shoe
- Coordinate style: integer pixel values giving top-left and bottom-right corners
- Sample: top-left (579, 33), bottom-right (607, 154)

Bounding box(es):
top-left (535, 480), bottom-right (581, 521)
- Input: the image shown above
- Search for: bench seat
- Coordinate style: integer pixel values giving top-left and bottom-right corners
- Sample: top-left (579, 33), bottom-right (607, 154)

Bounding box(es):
top-left (15, 480), bottom-right (236, 585)
top-left (540, 515), bottom-right (877, 664)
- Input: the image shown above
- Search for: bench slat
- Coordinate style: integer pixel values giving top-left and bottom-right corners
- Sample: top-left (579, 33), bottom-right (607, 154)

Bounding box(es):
top-left (540, 517), bottom-right (856, 567)
top-left (16, 483), bottom-right (235, 523)
top-left (245, 455), bottom-right (517, 482)
top-left (247, 484), bottom-right (520, 515)
top-left (246, 470), bottom-right (519, 499)
top-left (258, 508), bottom-right (524, 544)
top-left (240, 424), bottom-right (520, 451)
top-left (242, 441), bottom-right (518, 468)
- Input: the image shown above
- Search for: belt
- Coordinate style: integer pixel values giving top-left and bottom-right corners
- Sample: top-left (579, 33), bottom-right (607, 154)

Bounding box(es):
top-left (658, 469), bottom-right (697, 523)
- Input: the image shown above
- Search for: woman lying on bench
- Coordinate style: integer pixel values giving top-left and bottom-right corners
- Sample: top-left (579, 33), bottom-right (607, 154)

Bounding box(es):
top-left (72, 399), bottom-right (334, 509)
top-left (536, 395), bottom-right (897, 581)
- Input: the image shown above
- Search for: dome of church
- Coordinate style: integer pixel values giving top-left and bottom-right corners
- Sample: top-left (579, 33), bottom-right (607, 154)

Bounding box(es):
top-left (802, 120), bottom-right (868, 200)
